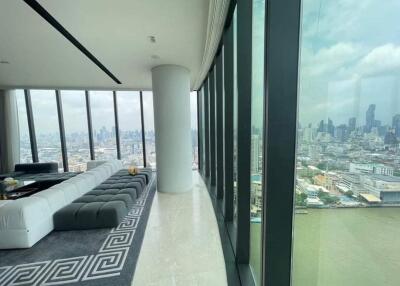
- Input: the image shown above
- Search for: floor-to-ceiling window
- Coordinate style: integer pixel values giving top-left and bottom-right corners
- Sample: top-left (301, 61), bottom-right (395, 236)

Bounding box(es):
top-left (30, 90), bottom-right (63, 171)
top-left (117, 91), bottom-right (144, 167)
top-left (61, 90), bottom-right (90, 172)
top-left (200, 88), bottom-right (206, 173)
top-left (89, 91), bottom-right (117, 161)
top-left (142, 91), bottom-right (156, 169)
top-left (233, 6), bottom-right (239, 224)
top-left (16, 90), bottom-right (32, 163)
top-left (249, 0), bottom-right (265, 284)
top-left (293, 1), bottom-right (400, 285)
top-left (190, 91), bottom-right (199, 170)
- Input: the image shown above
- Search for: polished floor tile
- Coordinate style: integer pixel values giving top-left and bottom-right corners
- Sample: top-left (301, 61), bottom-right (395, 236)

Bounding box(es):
top-left (132, 171), bottom-right (227, 286)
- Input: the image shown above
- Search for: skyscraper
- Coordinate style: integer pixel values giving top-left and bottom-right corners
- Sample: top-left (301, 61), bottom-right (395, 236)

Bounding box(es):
top-left (251, 134), bottom-right (260, 173)
top-left (317, 120), bottom-right (325, 133)
top-left (384, 129), bottom-right (398, 145)
top-left (392, 114), bottom-right (400, 138)
top-left (327, 118), bottom-right (335, 137)
top-left (303, 124), bottom-right (313, 142)
top-left (365, 104), bottom-right (376, 133)
top-left (348, 117), bottom-right (356, 132)
top-left (335, 124), bottom-right (348, 142)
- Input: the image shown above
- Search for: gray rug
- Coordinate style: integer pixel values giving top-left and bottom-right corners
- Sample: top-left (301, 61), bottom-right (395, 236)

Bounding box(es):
top-left (0, 175), bottom-right (157, 286)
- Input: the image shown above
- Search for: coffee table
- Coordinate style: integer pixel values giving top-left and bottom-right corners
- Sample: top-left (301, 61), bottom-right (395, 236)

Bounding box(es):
top-left (1, 179), bottom-right (65, 200)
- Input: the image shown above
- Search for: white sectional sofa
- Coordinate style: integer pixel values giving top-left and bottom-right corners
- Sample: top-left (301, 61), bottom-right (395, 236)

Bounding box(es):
top-left (0, 160), bottom-right (123, 249)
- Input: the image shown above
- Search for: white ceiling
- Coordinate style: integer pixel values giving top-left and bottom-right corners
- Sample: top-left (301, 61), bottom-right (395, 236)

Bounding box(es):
top-left (0, 0), bottom-right (216, 90)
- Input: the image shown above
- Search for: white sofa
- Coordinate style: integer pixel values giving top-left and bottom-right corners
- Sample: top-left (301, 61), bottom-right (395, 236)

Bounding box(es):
top-left (0, 160), bottom-right (123, 249)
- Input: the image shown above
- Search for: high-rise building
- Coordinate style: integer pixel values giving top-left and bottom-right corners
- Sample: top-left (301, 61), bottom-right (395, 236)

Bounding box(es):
top-left (327, 118), bottom-right (335, 137)
top-left (348, 117), bottom-right (356, 132)
top-left (384, 129), bottom-right (398, 145)
top-left (335, 124), bottom-right (348, 142)
top-left (317, 120), bottom-right (325, 133)
top-left (365, 104), bottom-right (376, 133)
top-left (392, 114), bottom-right (400, 138)
top-left (303, 124), bottom-right (313, 142)
top-left (251, 134), bottom-right (260, 173)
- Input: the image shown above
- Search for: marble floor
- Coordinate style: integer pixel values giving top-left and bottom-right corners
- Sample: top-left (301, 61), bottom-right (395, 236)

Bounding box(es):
top-left (132, 171), bottom-right (227, 286)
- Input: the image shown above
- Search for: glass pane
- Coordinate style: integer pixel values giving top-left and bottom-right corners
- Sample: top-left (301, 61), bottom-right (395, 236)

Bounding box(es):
top-left (90, 91), bottom-right (117, 161)
top-left (233, 6), bottom-right (239, 224)
top-left (249, 0), bottom-right (265, 284)
top-left (61, 90), bottom-right (90, 172)
top-left (16, 90), bottom-right (32, 163)
top-left (201, 88), bottom-right (206, 172)
top-left (117, 91), bottom-right (144, 168)
top-left (30, 90), bottom-right (63, 171)
top-left (293, 1), bottom-right (400, 286)
top-left (142, 91), bottom-right (156, 169)
top-left (190, 91), bottom-right (199, 170)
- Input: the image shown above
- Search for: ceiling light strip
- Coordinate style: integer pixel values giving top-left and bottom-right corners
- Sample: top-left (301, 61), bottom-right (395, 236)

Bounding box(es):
top-left (23, 0), bottom-right (122, 84)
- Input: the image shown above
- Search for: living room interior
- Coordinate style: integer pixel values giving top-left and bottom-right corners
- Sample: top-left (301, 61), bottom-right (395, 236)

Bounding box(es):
top-left (3, 0), bottom-right (397, 286)
top-left (0, 1), bottom-right (231, 285)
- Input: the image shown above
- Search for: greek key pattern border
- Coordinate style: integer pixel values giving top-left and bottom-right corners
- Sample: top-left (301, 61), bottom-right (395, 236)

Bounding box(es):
top-left (0, 176), bottom-right (154, 286)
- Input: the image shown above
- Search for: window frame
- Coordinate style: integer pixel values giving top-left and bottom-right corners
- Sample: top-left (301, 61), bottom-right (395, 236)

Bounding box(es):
top-left (262, 0), bottom-right (301, 285)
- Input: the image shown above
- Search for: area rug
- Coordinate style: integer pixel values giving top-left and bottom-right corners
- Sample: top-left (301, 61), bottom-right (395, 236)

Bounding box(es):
top-left (0, 174), bottom-right (157, 286)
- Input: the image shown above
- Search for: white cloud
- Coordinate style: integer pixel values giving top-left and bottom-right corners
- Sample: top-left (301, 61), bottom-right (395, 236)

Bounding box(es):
top-left (301, 42), bottom-right (361, 78)
top-left (356, 44), bottom-right (400, 77)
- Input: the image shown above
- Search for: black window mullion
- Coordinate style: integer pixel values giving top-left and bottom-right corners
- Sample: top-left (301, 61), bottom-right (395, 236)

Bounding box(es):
top-left (223, 21), bottom-right (234, 221)
top-left (55, 90), bottom-right (68, 172)
top-left (113, 91), bottom-right (121, 160)
top-left (85, 91), bottom-right (95, 161)
top-left (139, 91), bottom-right (147, 168)
top-left (204, 79), bottom-right (210, 178)
top-left (236, 0), bottom-right (252, 264)
top-left (209, 68), bottom-right (217, 187)
top-left (216, 51), bottom-right (224, 200)
top-left (262, 0), bottom-right (302, 284)
top-left (24, 89), bottom-right (38, 163)
top-left (197, 89), bottom-right (202, 172)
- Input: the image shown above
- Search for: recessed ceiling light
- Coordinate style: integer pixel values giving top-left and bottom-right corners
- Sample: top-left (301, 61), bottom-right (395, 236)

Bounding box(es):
top-left (0, 60), bottom-right (10, 64)
top-left (148, 36), bottom-right (156, 43)
top-left (151, 55), bottom-right (160, 60)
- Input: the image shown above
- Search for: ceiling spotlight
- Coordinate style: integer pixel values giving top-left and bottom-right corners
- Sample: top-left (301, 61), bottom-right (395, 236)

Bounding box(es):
top-left (0, 60), bottom-right (9, 64)
top-left (151, 55), bottom-right (160, 60)
top-left (148, 36), bottom-right (156, 43)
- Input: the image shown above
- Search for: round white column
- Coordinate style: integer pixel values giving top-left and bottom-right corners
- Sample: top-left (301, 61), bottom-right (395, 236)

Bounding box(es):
top-left (151, 65), bottom-right (193, 193)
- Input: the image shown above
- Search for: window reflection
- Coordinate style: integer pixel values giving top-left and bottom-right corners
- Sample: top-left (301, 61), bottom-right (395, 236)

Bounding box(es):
top-left (249, 0), bottom-right (265, 284)
top-left (190, 91), bottom-right (199, 170)
top-left (117, 91), bottom-right (144, 167)
top-left (293, 0), bottom-right (400, 285)
top-left (233, 6), bottom-right (239, 224)
top-left (90, 91), bottom-right (117, 161)
top-left (61, 90), bottom-right (90, 172)
top-left (16, 90), bottom-right (32, 163)
top-left (30, 90), bottom-right (63, 171)
top-left (142, 91), bottom-right (156, 169)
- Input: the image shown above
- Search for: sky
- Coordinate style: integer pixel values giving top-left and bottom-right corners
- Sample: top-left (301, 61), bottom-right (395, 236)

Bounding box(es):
top-left (17, 89), bottom-right (198, 135)
top-left (17, 0), bottom-right (400, 135)
top-left (298, 0), bottom-right (400, 127)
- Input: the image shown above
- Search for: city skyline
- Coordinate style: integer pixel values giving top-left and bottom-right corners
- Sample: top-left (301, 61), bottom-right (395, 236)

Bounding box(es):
top-left (302, 102), bottom-right (400, 130)
top-left (16, 90), bottom-right (199, 134)
top-left (298, 0), bottom-right (400, 126)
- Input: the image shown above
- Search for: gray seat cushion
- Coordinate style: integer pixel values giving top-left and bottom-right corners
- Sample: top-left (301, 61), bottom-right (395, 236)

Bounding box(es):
top-left (53, 168), bottom-right (152, 231)
top-left (54, 200), bottom-right (127, 230)
top-left (87, 188), bottom-right (139, 201)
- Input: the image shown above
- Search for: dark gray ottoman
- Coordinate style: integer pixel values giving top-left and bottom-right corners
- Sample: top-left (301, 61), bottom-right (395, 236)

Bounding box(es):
top-left (53, 168), bottom-right (152, 231)
top-left (54, 200), bottom-right (127, 230)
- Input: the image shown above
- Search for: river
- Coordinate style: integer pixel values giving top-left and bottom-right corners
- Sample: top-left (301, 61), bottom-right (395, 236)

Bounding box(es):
top-left (250, 208), bottom-right (400, 286)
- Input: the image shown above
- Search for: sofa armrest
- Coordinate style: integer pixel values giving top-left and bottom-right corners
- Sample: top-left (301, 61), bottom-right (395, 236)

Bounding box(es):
top-left (0, 171), bottom-right (25, 180)
top-left (15, 163), bottom-right (59, 174)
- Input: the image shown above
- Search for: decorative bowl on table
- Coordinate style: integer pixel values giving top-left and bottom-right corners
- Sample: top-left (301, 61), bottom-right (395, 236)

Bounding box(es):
top-left (4, 177), bottom-right (18, 186)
